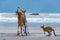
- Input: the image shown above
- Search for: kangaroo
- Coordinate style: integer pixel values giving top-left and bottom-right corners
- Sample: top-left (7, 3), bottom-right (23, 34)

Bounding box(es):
top-left (41, 25), bottom-right (56, 36)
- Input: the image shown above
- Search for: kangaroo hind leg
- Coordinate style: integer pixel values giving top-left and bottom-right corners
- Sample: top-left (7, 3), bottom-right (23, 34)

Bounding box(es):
top-left (47, 32), bottom-right (51, 36)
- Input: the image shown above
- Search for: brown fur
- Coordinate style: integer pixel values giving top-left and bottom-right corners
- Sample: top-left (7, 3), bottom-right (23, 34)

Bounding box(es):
top-left (41, 25), bottom-right (56, 36)
top-left (16, 9), bottom-right (27, 36)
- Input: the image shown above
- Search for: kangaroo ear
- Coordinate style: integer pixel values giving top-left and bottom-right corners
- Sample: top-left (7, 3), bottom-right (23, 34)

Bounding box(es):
top-left (21, 9), bottom-right (26, 14)
top-left (16, 9), bottom-right (18, 13)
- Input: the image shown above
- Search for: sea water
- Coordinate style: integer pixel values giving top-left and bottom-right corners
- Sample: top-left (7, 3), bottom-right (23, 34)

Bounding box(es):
top-left (0, 13), bottom-right (60, 29)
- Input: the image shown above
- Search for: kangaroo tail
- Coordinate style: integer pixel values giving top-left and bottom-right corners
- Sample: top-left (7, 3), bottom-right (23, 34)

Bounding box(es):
top-left (53, 29), bottom-right (56, 36)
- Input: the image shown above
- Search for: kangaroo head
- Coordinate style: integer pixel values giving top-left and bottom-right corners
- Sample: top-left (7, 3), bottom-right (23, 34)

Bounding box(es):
top-left (41, 25), bottom-right (45, 28)
top-left (21, 9), bottom-right (26, 14)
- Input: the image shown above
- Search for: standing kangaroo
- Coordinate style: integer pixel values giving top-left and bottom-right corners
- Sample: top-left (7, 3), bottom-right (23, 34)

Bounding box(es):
top-left (41, 25), bottom-right (56, 36)
top-left (16, 8), bottom-right (28, 36)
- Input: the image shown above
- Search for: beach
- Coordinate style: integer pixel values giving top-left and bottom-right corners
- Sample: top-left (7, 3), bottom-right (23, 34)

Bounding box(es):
top-left (0, 33), bottom-right (60, 40)
top-left (0, 27), bottom-right (60, 40)
top-left (0, 0), bottom-right (60, 39)
top-left (0, 13), bottom-right (60, 40)
top-left (0, 32), bottom-right (60, 40)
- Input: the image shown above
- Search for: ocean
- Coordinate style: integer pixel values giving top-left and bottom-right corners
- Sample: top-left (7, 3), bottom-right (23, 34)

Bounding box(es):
top-left (0, 13), bottom-right (60, 29)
